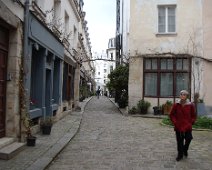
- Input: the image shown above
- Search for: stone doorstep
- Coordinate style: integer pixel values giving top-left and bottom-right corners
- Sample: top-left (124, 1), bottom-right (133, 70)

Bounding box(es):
top-left (0, 137), bottom-right (16, 150)
top-left (0, 142), bottom-right (25, 160)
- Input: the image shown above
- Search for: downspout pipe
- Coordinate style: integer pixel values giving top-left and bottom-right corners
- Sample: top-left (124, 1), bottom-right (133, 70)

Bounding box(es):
top-left (21, 0), bottom-right (30, 141)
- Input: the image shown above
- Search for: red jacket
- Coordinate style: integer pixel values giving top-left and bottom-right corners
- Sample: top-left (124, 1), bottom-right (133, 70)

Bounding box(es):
top-left (170, 100), bottom-right (196, 132)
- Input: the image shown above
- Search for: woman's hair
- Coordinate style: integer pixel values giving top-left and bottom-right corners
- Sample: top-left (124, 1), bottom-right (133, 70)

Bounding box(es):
top-left (180, 90), bottom-right (189, 96)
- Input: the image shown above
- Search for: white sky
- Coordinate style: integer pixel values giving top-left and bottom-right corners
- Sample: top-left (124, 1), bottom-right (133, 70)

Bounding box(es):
top-left (83, 0), bottom-right (116, 54)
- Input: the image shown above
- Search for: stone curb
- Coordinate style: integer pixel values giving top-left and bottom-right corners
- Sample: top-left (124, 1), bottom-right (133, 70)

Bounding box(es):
top-left (108, 98), bottom-right (167, 118)
top-left (108, 98), bottom-right (127, 116)
top-left (26, 97), bottom-right (93, 170)
top-left (130, 114), bottom-right (166, 119)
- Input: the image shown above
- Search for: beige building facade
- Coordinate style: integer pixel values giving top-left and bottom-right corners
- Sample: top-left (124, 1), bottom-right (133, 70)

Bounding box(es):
top-left (124, 0), bottom-right (212, 114)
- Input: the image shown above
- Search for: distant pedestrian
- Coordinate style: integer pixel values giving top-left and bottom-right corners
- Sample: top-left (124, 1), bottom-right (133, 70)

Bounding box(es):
top-left (96, 88), bottom-right (100, 99)
top-left (170, 90), bottom-right (197, 161)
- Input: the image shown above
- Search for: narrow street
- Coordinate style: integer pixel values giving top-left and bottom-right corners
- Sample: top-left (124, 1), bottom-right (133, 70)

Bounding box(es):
top-left (47, 96), bottom-right (212, 170)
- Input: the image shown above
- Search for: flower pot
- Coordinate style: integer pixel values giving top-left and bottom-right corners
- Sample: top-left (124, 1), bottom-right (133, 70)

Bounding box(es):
top-left (163, 105), bottom-right (172, 115)
top-left (153, 106), bottom-right (162, 115)
top-left (41, 124), bottom-right (52, 135)
top-left (26, 136), bottom-right (36, 146)
top-left (197, 103), bottom-right (207, 116)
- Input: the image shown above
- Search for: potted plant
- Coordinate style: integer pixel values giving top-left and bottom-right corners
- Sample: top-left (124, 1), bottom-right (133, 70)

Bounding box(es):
top-left (137, 99), bottom-right (151, 114)
top-left (153, 105), bottom-right (163, 115)
top-left (162, 100), bottom-right (173, 115)
top-left (194, 93), bottom-right (207, 116)
top-left (128, 106), bottom-right (138, 114)
top-left (40, 116), bottom-right (53, 135)
top-left (19, 50), bottom-right (36, 146)
top-left (26, 129), bottom-right (36, 147)
top-left (22, 114), bottom-right (36, 146)
top-left (117, 89), bottom-right (128, 108)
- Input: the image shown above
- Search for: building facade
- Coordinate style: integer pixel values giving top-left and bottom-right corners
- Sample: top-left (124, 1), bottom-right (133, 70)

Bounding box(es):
top-left (94, 51), bottom-right (108, 94)
top-left (93, 38), bottom-right (116, 96)
top-left (120, 0), bottom-right (212, 114)
top-left (0, 0), bottom-right (94, 141)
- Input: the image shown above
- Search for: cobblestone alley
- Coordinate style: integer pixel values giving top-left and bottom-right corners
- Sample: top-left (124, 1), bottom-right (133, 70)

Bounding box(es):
top-left (47, 96), bottom-right (212, 170)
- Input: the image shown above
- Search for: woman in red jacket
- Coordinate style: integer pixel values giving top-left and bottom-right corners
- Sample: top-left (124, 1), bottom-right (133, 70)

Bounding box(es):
top-left (170, 90), bottom-right (196, 161)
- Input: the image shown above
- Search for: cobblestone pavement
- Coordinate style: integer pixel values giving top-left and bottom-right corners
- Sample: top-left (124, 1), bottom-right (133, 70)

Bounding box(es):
top-left (0, 98), bottom-right (91, 170)
top-left (47, 96), bottom-right (212, 170)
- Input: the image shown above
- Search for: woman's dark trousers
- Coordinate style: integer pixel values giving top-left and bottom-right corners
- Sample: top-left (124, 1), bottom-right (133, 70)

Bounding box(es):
top-left (176, 131), bottom-right (193, 159)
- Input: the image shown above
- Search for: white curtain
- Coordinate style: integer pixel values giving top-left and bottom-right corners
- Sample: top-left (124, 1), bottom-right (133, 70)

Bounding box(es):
top-left (145, 73), bottom-right (157, 96)
top-left (160, 73), bottom-right (173, 96)
top-left (176, 73), bottom-right (189, 95)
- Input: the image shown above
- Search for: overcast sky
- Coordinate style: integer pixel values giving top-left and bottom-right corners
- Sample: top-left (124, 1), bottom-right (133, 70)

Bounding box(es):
top-left (83, 0), bottom-right (116, 54)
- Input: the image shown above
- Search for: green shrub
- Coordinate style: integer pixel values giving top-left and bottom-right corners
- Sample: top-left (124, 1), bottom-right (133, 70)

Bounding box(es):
top-left (193, 116), bottom-right (212, 129)
top-left (128, 106), bottom-right (137, 114)
top-left (162, 117), bottom-right (173, 126)
top-left (137, 99), bottom-right (151, 114)
top-left (117, 90), bottom-right (128, 108)
top-left (162, 116), bottom-right (212, 130)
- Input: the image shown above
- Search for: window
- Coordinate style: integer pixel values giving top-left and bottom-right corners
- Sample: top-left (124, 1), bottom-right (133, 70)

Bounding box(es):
top-left (110, 53), bottom-right (113, 60)
top-left (110, 66), bottom-right (113, 72)
top-left (98, 72), bottom-right (100, 75)
top-left (62, 63), bottom-right (75, 100)
top-left (158, 5), bottom-right (176, 33)
top-left (65, 11), bottom-right (69, 36)
top-left (54, 0), bottom-right (61, 24)
top-left (104, 69), bottom-right (107, 73)
top-left (144, 57), bottom-right (190, 97)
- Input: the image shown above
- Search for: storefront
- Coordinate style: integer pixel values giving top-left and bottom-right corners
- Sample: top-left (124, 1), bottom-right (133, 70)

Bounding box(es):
top-left (27, 13), bottom-right (64, 120)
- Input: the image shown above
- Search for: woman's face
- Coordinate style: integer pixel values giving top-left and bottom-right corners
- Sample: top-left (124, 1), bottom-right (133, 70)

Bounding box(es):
top-left (180, 93), bottom-right (187, 101)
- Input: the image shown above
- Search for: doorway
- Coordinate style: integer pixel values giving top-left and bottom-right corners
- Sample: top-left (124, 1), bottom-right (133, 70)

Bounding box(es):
top-left (45, 69), bottom-right (52, 117)
top-left (0, 26), bottom-right (9, 138)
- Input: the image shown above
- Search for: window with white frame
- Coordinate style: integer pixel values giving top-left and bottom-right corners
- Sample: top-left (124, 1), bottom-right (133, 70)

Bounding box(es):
top-left (158, 5), bottom-right (176, 33)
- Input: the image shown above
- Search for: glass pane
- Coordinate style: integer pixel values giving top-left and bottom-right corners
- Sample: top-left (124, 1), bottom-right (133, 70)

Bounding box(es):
top-left (158, 7), bottom-right (166, 33)
top-left (176, 59), bottom-right (183, 70)
top-left (168, 7), bottom-right (176, 32)
top-left (160, 73), bottom-right (173, 97)
top-left (167, 59), bottom-right (173, 69)
top-left (161, 59), bottom-right (166, 69)
top-left (145, 59), bottom-right (151, 69)
top-left (144, 73), bottom-right (157, 96)
top-left (183, 59), bottom-right (189, 70)
top-left (159, 25), bottom-right (166, 33)
top-left (152, 59), bottom-right (158, 69)
top-left (176, 73), bottom-right (189, 96)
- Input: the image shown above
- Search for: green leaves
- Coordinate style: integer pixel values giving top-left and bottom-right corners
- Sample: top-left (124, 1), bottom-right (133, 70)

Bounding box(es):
top-left (162, 116), bottom-right (212, 130)
top-left (107, 65), bottom-right (129, 93)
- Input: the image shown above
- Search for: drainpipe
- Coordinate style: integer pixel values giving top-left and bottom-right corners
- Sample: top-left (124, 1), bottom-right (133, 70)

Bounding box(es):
top-left (20, 0), bottom-right (30, 142)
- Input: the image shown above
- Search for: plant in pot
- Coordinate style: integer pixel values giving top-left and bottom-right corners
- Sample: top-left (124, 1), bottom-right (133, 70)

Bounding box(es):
top-left (19, 50), bottom-right (36, 146)
top-left (194, 93), bottom-right (207, 116)
top-left (162, 100), bottom-right (173, 115)
top-left (137, 99), bottom-right (151, 114)
top-left (26, 128), bottom-right (36, 147)
top-left (22, 114), bottom-right (36, 146)
top-left (117, 89), bottom-right (128, 108)
top-left (40, 116), bottom-right (53, 135)
top-left (153, 105), bottom-right (163, 115)
top-left (128, 106), bottom-right (138, 114)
